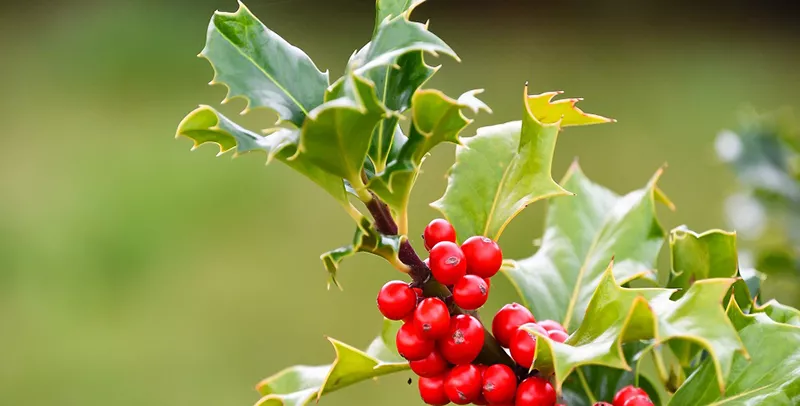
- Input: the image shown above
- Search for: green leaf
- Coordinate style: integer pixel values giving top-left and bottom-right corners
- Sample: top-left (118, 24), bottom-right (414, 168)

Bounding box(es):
top-left (669, 300), bottom-right (800, 405)
top-left (432, 87), bottom-right (613, 242)
top-left (560, 342), bottom-right (663, 406)
top-left (368, 89), bottom-right (490, 229)
top-left (522, 265), bottom-right (746, 395)
top-left (668, 227), bottom-right (739, 294)
top-left (294, 74), bottom-right (386, 187)
top-left (175, 105), bottom-right (348, 205)
top-left (201, 2), bottom-right (329, 128)
top-left (321, 218), bottom-right (406, 289)
top-left (503, 163), bottom-right (669, 330)
top-left (753, 299), bottom-right (800, 326)
top-left (374, 0), bottom-right (424, 30)
top-left (367, 52), bottom-right (436, 172)
top-left (350, 0), bottom-right (455, 171)
top-left (254, 319), bottom-right (408, 406)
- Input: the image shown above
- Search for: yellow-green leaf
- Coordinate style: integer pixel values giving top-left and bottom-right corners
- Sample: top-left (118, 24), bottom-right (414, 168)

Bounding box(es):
top-left (431, 86), bottom-right (613, 242)
top-left (522, 265), bottom-right (746, 395)
top-left (254, 320), bottom-right (408, 406)
top-left (504, 163), bottom-right (669, 330)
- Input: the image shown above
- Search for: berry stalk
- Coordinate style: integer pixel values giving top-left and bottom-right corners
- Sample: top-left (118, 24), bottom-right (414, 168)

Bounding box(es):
top-left (363, 193), bottom-right (514, 367)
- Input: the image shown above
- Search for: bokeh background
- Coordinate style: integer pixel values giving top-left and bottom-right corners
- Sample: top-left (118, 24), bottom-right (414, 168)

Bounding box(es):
top-left (2, 0), bottom-right (799, 405)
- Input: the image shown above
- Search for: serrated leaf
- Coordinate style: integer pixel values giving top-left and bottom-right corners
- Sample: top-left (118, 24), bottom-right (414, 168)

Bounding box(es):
top-left (669, 300), bottom-right (800, 405)
top-left (753, 299), bottom-right (800, 326)
top-left (374, 0), bottom-right (425, 30)
top-left (669, 227), bottom-right (739, 293)
top-left (368, 89), bottom-right (489, 227)
top-left (432, 87), bottom-right (613, 242)
top-left (295, 74), bottom-right (386, 187)
top-left (201, 2), bottom-right (329, 128)
top-left (560, 342), bottom-right (663, 406)
top-left (522, 265), bottom-right (746, 395)
top-left (175, 105), bottom-right (348, 205)
top-left (321, 218), bottom-right (406, 289)
top-left (351, 0), bottom-right (454, 171)
top-left (367, 52), bottom-right (436, 171)
top-left (503, 163), bottom-right (668, 330)
top-left (254, 319), bottom-right (408, 406)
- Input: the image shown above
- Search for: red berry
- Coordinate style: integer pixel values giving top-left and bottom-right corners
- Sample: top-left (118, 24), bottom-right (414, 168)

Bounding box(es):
top-left (439, 314), bottom-right (484, 365)
top-left (516, 376), bottom-right (557, 406)
top-left (492, 303), bottom-right (536, 347)
top-left (396, 322), bottom-right (434, 361)
top-left (613, 385), bottom-right (648, 406)
top-left (414, 298), bottom-right (451, 340)
top-left (481, 364), bottom-right (517, 404)
top-left (548, 329), bottom-right (569, 343)
top-left (623, 396), bottom-right (654, 406)
top-left (419, 374), bottom-right (450, 406)
top-left (537, 319), bottom-right (566, 333)
top-left (472, 365), bottom-right (488, 405)
top-left (510, 323), bottom-right (547, 368)
top-left (376, 280), bottom-right (416, 320)
top-left (483, 277), bottom-right (491, 288)
top-left (445, 364), bottom-right (482, 404)
top-left (594, 403), bottom-right (613, 406)
top-left (424, 218), bottom-right (457, 250)
top-left (410, 349), bottom-right (449, 377)
top-left (461, 236), bottom-right (503, 278)
top-left (430, 241), bottom-right (467, 285)
top-left (453, 275), bottom-right (489, 310)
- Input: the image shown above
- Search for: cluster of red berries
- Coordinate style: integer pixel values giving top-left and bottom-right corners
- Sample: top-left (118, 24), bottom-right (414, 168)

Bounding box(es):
top-left (376, 219), bottom-right (654, 406)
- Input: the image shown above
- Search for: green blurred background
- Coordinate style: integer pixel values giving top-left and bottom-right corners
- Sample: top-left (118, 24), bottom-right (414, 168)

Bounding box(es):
top-left (2, 1), bottom-right (799, 405)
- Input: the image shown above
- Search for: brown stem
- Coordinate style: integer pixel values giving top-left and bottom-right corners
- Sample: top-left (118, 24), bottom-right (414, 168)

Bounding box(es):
top-left (364, 192), bottom-right (514, 367)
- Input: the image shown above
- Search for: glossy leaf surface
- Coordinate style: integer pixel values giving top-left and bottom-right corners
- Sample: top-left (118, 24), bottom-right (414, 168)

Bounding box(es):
top-left (254, 320), bottom-right (408, 406)
top-left (504, 163), bottom-right (670, 330)
top-left (669, 300), bottom-right (800, 405)
top-left (521, 267), bottom-right (745, 394)
top-left (432, 88), bottom-right (613, 242)
top-left (201, 3), bottom-right (329, 127)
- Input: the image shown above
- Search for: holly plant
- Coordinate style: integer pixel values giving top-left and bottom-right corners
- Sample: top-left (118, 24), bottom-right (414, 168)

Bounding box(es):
top-left (175, 1), bottom-right (800, 405)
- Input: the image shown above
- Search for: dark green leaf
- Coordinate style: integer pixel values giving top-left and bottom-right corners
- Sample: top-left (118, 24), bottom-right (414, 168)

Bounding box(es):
top-left (669, 300), bottom-right (800, 405)
top-left (432, 88), bottom-right (613, 242)
top-left (254, 320), bottom-right (408, 406)
top-left (295, 74), bottom-right (386, 188)
top-left (503, 163), bottom-right (670, 330)
top-left (521, 266), bottom-right (746, 395)
top-left (175, 105), bottom-right (348, 206)
top-left (201, 3), bottom-right (329, 128)
top-left (321, 218), bottom-right (406, 289)
top-left (368, 89), bottom-right (489, 233)
top-left (367, 52), bottom-right (436, 171)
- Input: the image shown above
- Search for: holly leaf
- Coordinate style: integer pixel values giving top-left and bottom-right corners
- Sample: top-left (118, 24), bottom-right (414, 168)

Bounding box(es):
top-left (201, 2), bottom-right (329, 128)
top-left (321, 218), bottom-right (406, 289)
top-left (432, 87), bottom-right (613, 242)
top-left (669, 300), bottom-right (800, 405)
top-left (753, 299), bottom-right (800, 326)
top-left (367, 52), bottom-right (436, 172)
top-left (521, 265), bottom-right (746, 395)
top-left (254, 320), bottom-right (408, 406)
top-left (368, 89), bottom-right (490, 229)
top-left (560, 342), bottom-right (663, 406)
top-left (374, 0), bottom-right (425, 29)
top-left (668, 227), bottom-right (739, 294)
top-left (349, 0), bottom-right (455, 171)
top-left (294, 73), bottom-right (386, 187)
top-left (503, 163), bottom-right (671, 330)
top-left (175, 105), bottom-right (347, 205)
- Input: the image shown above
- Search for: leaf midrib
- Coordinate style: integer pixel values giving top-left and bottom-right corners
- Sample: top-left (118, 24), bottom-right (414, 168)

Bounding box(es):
top-left (217, 19), bottom-right (310, 118)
